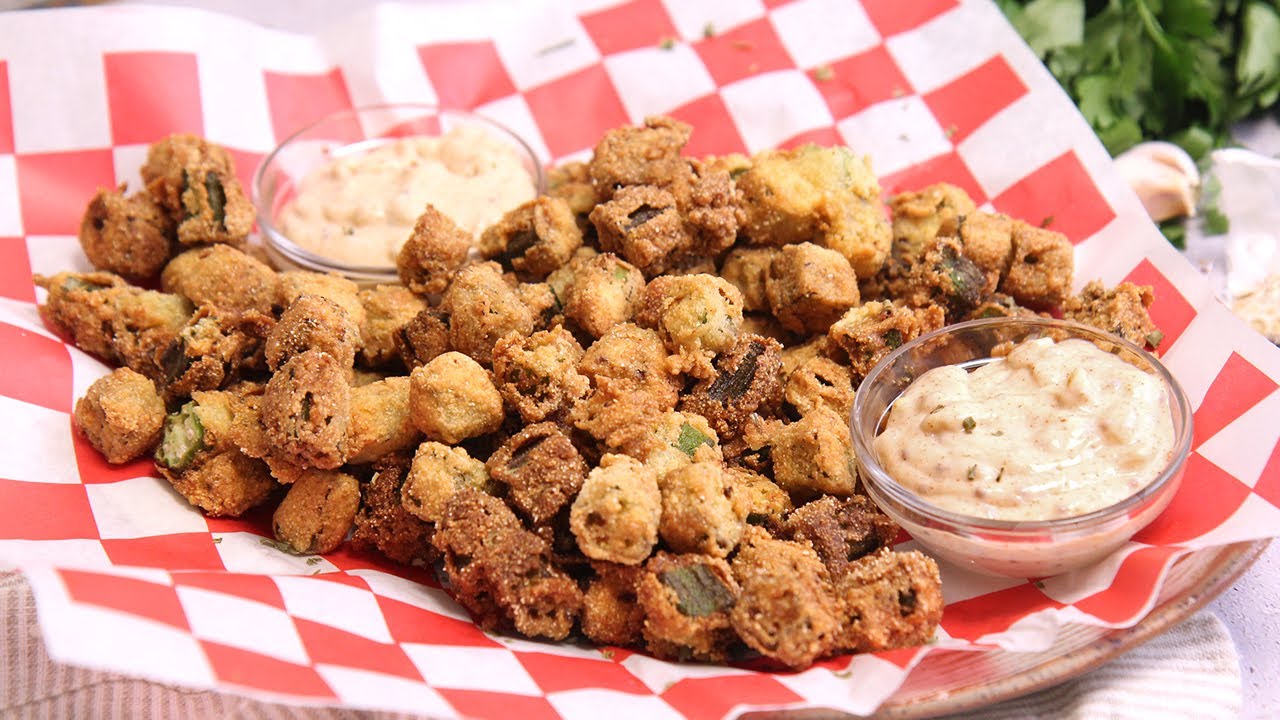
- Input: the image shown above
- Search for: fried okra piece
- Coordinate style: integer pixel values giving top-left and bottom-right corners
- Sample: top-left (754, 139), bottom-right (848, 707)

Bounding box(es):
top-left (1000, 221), bottom-right (1073, 307)
top-left (491, 326), bottom-right (589, 423)
top-left (350, 453), bottom-right (438, 566)
top-left (957, 212), bottom-right (1015, 294)
top-left (160, 307), bottom-right (274, 401)
top-left (779, 496), bottom-right (899, 579)
top-left (770, 406), bottom-right (856, 497)
top-left (517, 281), bottom-right (562, 331)
top-left (155, 397), bottom-right (275, 516)
top-left (358, 285), bottom-right (426, 368)
top-left (719, 247), bottom-right (777, 313)
top-left (784, 356), bottom-right (854, 420)
top-left (572, 324), bottom-right (682, 449)
top-left (828, 300), bottom-right (946, 382)
top-left (835, 548), bottom-right (943, 653)
top-left (765, 243), bottom-right (861, 335)
top-left (401, 441), bottom-right (490, 523)
top-left (394, 307), bottom-right (451, 370)
top-left (408, 352), bottom-right (504, 444)
top-left (162, 245), bottom-right (278, 315)
top-left (479, 196), bottom-right (583, 278)
top-left (589, 185), bottom-right (692, 276)
top-left (272, 468), bottom-right (361, 554)
top-left (582, 562), bottom-right (646, 647)
top-left (396, 205), bottom-right (472, 295)
top-left (278, 270), bottom-right (367, 329)
top-left (487, 423), bottom-right (588, 525)
top-left (684, 160), bottom-right (740, 257)
top-left (679, 334), bottom-right (783, 441)
top-left (79, 185), bottom-right (174, 282)
top-left (636, 274), bottom-right (744, 377)
top-left (563, 253), bottom-right (646, 338)
top-left (1063, 281), bottom-right (1162, 348)
top-left (439, 262), bottom-right (533, 367)
top-left (36, 271), bottom-right (193, 376)
top-left (912, 237), bottom-right (990, 320)
top-left (434, 488), bottom-right (583, 640)
top-left (588, 115), bottom-right (692, 204)
top-left (265, 295), bottom-right (360, 372)
top-left (75, 368), bottom-right (165, 464)
top-left (890, 182), bottom-right (976, 258)
top-left (724, 466), bottom-right (792, 527)
top-left (346, 377), bottom-right (420, 464)
top-left (631, 410), bottom-right (723, 481)
top-left (261, 349), bottom-right (351, 469)
top-left (730, 527), bottom-right (841, 669)
top-left (736, 148), bottom-right (822, 247)
top-left (964, 292), bottom-right (1043, 321)
top-left (141, 134), bottom-right (253, 245)
top-left (570, 454), bottom-right (661, 565)
top-left (658, 461), bottom-right (744, 557)
top-left (637, 552), bottom-right (739, 662)
top-left (546, 160), bottom-right (597, 223)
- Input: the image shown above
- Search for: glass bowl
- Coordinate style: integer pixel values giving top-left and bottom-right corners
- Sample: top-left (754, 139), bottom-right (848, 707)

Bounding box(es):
top-left (851, 317), bottom-right (1193, 578)
top-left (253, 104), bottom-right (545, 284)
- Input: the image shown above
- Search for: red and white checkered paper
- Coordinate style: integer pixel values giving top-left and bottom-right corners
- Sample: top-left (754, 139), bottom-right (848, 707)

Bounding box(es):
top-left (1, 1), bottom-right (1278, 717)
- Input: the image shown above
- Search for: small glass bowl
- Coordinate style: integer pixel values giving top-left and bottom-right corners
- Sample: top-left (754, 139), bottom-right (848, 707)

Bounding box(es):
top-left (253, 104), bottom-right (545, 284)
top-left (851, 317), bottom-right (1193, 578)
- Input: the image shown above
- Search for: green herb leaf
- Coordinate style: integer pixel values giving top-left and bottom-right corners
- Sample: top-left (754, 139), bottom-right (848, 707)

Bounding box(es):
top-left (659, 564), bottom-right (735, 617)
top-left (675, 422), bottom-right (713, 457)
top-left (1006, 0), bottom-right (1084, 55)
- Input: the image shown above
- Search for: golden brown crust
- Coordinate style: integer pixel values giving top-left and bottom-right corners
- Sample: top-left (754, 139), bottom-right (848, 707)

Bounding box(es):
top-left (74, 368), bottom-right (165, 464)
top-left (397, 205), bottom-right (472, 295)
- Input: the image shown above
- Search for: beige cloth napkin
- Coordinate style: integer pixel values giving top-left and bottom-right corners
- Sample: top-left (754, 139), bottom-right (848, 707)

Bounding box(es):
top-left (1, 571), bottom-right (1241, 720)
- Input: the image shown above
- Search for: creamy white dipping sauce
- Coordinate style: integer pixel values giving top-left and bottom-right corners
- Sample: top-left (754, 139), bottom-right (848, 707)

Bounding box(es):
top-left (873, 337), bottom-right (1175, 521)
top-left (279, 125), bottom-right (536, 267)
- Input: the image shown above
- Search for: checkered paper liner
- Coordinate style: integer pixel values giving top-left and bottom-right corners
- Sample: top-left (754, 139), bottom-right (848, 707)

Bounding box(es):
top-left (0, 1), bottom-right (1278, 717)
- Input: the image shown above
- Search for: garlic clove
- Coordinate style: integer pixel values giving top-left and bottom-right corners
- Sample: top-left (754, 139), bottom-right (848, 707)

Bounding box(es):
top-left (1113, 142), bottom-right (1200, 222)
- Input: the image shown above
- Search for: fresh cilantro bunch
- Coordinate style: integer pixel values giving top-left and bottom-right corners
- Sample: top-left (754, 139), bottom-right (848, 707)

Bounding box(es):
top-left (998, 0), bottom-right (1280, 160)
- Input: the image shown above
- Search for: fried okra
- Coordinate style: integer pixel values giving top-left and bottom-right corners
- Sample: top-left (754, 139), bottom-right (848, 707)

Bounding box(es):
top-left (588, 115), bottom-right (692, 204)
top-left (433, 489), bottom-right (583, 640)
top-left (719, 248), bottom-right (777, 313)
top-left (79, 185), bottom-right (173, 282)
top-left (479, 196), bottom-right (583, 278)
top-left (684, 160), bottom-right (740, 257)
top-left (589, 184), bottom-right (692, 276)
top-left (657, 461), bottom-right (743, 557)
top-left (439, 262), bottom-right (533, 367)
top-left (770, 406), bottom-right (857, 497)
top-left (957, 212), bottom-right (1015, 294)
top-left (162, 245), bottom-right (278, 315)
top-left (74, 368), bottom-right (165, 464)
top-left (630, 410), bottom-right (723, 481)
top-left (487, 423), bottom-right (588, 524)
top-left (907, 237), bottom-right (990, 321)
top-left (582, 562), bottom-right (645, 647)
top-left (397, 205), bottom-right (472, 296)
top-left (401, 441), bottom-right (490, 523)
top-left (272, 468), bottom-right (361, 554)
top-left (36, 271), bottom-right (192, 376)
top-left (155, 398), bottom-right (275, 516)
top-left (679, 334), bottom-right (783, 441)
top-left (785, 356), bottom-right (854, 420)
top-left (730, 527), bottom-right (841, 669)
top-left (569, 454), bottom-right (661, 565)
top-left (141, 134), bottom-right (254, 246)
top-left (563, 253), bottom-right (646, 338)
top-left (828, 300), bottom-right (945, 382)
top-left (265, 295), bottom-right (360, 372)
top-left (1063, 281), bottom-right (1161, 348)
top-left (277, 270), bottom-right (367, 329)
top-left (572, 323), bottom-right (681, 449)
top-left (546, 160), bottom-right (597, 224)
top-left (765, 243), bottom-right (861, 335)
top-left (724, 466), bottom-right (792, 527)
top-left (261, 349), bottom-right (351, 469)
top-left (346, 377), bottom-right (420, 464)
top-left (636, 551), bottom-right (739, 662)
top-left (350, 453), bottom-right (438, 566)
top-left (779, 496), bottom-right (899, 579)
top-left (1001, 221), bottom-right (1073, 307)
top-left (890, 182), bottom-right (976, 258)
top-left (517, 281), bottom-right (562, 331)
top-left (394, 307), bottom-right (451, 370)
top-left (408, 352), bottom-right (504, 444)
top-left (160, 306), bottom-right (273, 401)
top-left (491, 326), bottom-right (589, 423)
top-left (835, 548), bottom-right (943, 653)
top-left (358, 285), bottom-right (426, 368)
top-left (635, 274), bottom-right (744, 377)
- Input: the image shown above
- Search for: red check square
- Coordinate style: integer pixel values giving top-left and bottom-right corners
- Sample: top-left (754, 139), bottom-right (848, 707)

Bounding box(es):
top-left (1124, 259), bottom-right (1195, 352)
top-left (0, 237), bottom-right (34, 303)
top-left (580, 0), bottom-right (678, 56)
top-left (376, 595), bottom-right (500, 648)
top-left (524, 65), bottom-right (629, 158)
top-left (263, 68), bottom-right (355, 144)
top-left (663, 674), bottom-right (804, 720)
top-left (295, 618), bottom-right (422, 680)
top-left (1254, 440), bottom-right (1280, 510)
top-left (202, 640), bottom-right (336, 698)
top-left (812, 45), bottom-right (910, 120)
top-left (61, 568), bottom-right (188, 631)
top-left (417, 41), bottom-right (517, 110)
top-left (516, 651), bottom-right (649, 695)
top-left (105, 52), bottom-right (203, 145)
top-left (102, 533), bottom-right (226, 571)
top-left (436, 689), bottom-right (561, 720)
top-left (993, 151), bottom-right (1115, 243)
top-left (1133, 452), bottom-right (1252, 545)
top-left (780, 125), bottom-right (842, 150)
top-left (1071, 545), bottom-right (1180, 623)
top-left (923, 55), bottom-right (1026, 144)
top-left (173, 571), bottom-right (286, 610)
top-left (881, 151), bottom-right (986, 204)
top-left (0, 60), bottom-right (13, 154)
top-left (693, 18), bottom-right (794, 87)
top-left (859, 0), bottom-right (958, 37)
top-left (667, 93), bottom-right (747, 158)
top-left (939, 583), bottom-right (1062, 641)
top-left (1189, 352), bottom-right (1279, 450)
top-left (16, 149), bottom-right (115, 236)
top-left (0, 321), bottom-right (72, 414)
top-left (0, 480), bottom-right (98, 540)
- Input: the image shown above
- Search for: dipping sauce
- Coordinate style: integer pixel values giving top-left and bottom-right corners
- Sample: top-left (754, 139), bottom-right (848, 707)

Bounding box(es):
top-left (873, 337), bottom-right (1175, 521)
top-left (278, 125), bottom-right (536, 267)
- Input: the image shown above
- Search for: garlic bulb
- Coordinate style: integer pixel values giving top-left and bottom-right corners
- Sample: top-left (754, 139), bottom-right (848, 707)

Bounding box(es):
top-left (1113, 142), bottom-right (1200, 222)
